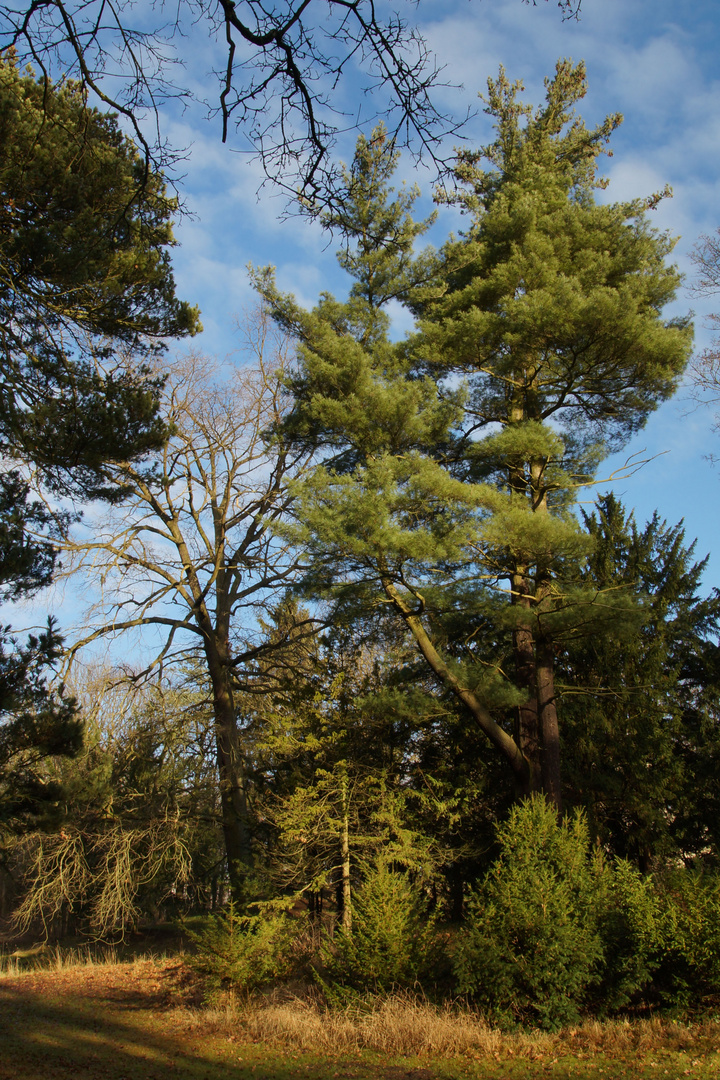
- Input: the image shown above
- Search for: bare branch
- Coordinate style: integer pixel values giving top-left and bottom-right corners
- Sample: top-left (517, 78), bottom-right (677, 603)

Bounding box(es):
top-left (688, 229), bottom-right (720, 443)
top-left (1, 0), bottom-right (581, 202)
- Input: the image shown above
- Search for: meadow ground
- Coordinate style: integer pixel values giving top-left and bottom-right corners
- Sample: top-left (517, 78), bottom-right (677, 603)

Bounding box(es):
top-left (0, 956), bottom-right (719, 1080)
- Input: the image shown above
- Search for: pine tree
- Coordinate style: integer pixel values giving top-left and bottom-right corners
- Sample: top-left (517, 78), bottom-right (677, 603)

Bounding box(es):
top-left (410, 61), bottom-right (691, 805)
top-left (0, 54), bottom-right (200, 499)
top-left (0, 54), bottom-right (199, 831)
top-left (255, 68), bottom-right (691, 813)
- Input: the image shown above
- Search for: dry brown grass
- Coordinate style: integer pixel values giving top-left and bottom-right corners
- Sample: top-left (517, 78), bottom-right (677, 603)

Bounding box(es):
top-left (3, 948), bottom-right (719, 1069)
top-left (3, 957), bottom-right (719, 1079)
top-left (238, 996), bottom-right (513, 1057)
top-left (178, 993), bottom-right (720, 1060)
top-left (0, 942), bottom-right (123, 977)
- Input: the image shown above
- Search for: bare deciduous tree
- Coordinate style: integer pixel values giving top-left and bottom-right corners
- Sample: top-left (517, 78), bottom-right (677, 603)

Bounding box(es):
top-left (691, 230), bottom-right (720, 436)
top-left (53, 314), bottom-right (316, 896)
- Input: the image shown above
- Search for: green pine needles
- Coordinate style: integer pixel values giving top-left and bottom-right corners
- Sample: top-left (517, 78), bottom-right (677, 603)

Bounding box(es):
top-left (186, 904), bottom-right (303, 998)
top-left (255, 60), bottom-right (692, 813)
top-left (454, 796), bottom-right (607, 1029)
top-left (184, 807), bottom-right (720, 1022)
top-left (453, 797), bottom-right (720, 1027)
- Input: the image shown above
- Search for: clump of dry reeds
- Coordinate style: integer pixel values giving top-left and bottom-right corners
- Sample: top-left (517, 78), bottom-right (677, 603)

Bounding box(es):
top-left (239, 995), bottom-right (517, 1057)
top-left (562, 1016), bottom-right (710, 1054)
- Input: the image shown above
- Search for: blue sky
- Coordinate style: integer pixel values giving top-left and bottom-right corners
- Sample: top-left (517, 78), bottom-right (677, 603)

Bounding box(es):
top-left (157, 0), bottom-right (720, 593)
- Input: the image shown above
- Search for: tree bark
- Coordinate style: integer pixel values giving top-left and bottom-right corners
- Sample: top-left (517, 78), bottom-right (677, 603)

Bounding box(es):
top-left (511, 569), bottom-right (542, 796)
top-left (536, 633), bottom-right (562, 811)
top-left (529, 444), bottom-right (563, 813)
top-left (506, 446), bottom-right (563, 811)
top-left (204, 637), bottom-right (251, 901)
top-left (505, 406), bottom-right (544, 796)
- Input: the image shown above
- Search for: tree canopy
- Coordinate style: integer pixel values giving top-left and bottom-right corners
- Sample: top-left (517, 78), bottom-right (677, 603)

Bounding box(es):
top-left (0, 54), bottom-right (200, 500)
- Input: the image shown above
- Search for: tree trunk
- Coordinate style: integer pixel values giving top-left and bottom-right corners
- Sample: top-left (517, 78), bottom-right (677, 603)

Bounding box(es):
top-left (505, 408), bottom-right (544, 795)
top-left (205, 638), bottom-right (251, 901)
top-left (511, 568), bottom-right (542, 796)
top-left (536, 633), bottom-right (562, 811)
top-left (340, 770), bottom-right (352, 932)
top-left (507, 447), bottom-right (563, 811)
top-left (378, 562), bottom-right (531, 790)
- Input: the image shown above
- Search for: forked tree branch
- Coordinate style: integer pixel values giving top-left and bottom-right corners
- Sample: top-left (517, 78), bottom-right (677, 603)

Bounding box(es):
top-left (1, 0), bottom-right (581, 203)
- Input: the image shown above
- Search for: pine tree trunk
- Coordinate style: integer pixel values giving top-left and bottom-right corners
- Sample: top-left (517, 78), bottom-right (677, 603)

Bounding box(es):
top-left (511, 568), bottom-right (542, 796)
top-left (506, 408), bottom-right (544, 795)
top-left (512, 450), bottom-right (562, 811)
top-left (378, 563), bottom-right (530, 789)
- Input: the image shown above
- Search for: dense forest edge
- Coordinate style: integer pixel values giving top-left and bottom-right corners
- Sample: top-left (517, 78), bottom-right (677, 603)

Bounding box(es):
top-left (1, 41), bottom-right (720, 1048)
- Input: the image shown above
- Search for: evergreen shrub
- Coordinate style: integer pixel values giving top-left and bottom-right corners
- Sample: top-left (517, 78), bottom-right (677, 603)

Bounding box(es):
top-left (186, 903), bottom-right (302, 996)
top-left (595, 864), bottom-right (720, 1012)
top-left (318, 862), bottom-right (440, 1004)
top-left (453, 795), bottom-right (606, 1029)
top-left (651, 869), bottom-right (720, 1008)
top-left (590, 857), bottom-right (661, 1012)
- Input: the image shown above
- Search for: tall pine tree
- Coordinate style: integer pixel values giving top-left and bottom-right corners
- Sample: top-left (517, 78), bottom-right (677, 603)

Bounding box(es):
top-left (256, 65), bottom-right (691, 812)
top-left (0, 55), bottom-right (199, 831)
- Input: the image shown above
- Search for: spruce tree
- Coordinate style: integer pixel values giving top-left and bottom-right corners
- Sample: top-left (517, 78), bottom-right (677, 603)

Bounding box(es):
top-left (256, 66), bottom-right (692, 811)
top-left (559, 495), bottom-right (720, 866)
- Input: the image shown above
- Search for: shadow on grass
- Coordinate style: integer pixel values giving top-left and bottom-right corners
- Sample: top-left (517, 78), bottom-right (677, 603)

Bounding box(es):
top-left (0, 979), bottom-right (293, 1080)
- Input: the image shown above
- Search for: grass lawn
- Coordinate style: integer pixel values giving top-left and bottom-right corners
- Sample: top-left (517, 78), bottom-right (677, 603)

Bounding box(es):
top-left (0, 958), bottom-right (718, 1080)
